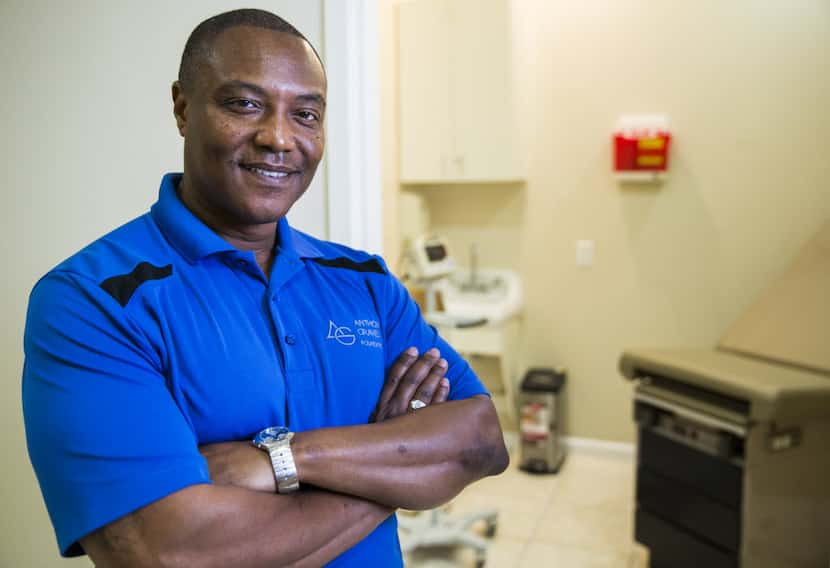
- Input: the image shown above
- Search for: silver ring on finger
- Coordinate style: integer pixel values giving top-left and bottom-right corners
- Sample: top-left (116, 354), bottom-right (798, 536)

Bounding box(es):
top-left (409, 399), bottom-right (427, 411)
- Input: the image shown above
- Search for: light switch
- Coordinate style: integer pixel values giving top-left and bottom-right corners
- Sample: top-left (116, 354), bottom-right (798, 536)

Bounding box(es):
top-left (576, 240), bottom-right (594, 268)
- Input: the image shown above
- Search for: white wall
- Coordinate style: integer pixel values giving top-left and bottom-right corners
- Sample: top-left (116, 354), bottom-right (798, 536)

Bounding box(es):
top-left (0, 2), bottom-right (326, 565)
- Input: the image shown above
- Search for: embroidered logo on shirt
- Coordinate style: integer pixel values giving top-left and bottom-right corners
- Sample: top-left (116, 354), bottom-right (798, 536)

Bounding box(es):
top-left (326, 319), bottom-right (383, 349)
top-left (327, 321), bottom-right (356, 346)
top-left (354, 319), bottom-right (383, 349)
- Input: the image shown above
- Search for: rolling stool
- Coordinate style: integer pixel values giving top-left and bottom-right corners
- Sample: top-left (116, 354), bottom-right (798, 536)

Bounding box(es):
top-left (398, 505), bottom-right (498, 567)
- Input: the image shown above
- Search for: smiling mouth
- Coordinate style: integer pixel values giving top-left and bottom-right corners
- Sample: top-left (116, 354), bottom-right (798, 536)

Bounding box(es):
top-left (240, 164), bottom-right (296, 180)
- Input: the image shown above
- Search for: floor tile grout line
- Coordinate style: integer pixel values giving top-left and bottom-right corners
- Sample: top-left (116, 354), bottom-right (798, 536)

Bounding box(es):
top-left (523, 467), bottom-right (563, 550)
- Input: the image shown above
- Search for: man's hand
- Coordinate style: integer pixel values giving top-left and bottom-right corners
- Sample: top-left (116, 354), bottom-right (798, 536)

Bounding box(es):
top-left (371, 347), bottom-right (450, 422)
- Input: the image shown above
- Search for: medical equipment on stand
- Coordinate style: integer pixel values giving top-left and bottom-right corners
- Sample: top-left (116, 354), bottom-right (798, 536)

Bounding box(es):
top-left (400, 234), bottom-right (530, 566)
top-left (408, 236), bottom-right (524, 432)
top-left (407, 235), bottom-right (524, 423)
top-left (409, 234), bottom-right (456, 315)
top-left (408, 234), bottom-right (523, 327)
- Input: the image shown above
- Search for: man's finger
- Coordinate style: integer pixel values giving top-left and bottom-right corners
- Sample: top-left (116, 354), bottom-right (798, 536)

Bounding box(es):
top-left (410, 358), bottom-right (447, 410)
top-left (372, 347), bottom-right (418, 422)
top-left (431, 377), bottom-right (450, 405)
top-left (387, 347), bottom-right (440, 418)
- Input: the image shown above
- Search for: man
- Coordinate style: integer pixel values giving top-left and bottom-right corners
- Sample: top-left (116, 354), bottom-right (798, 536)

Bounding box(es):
top-left (22, 8), bottom-right (508, 567)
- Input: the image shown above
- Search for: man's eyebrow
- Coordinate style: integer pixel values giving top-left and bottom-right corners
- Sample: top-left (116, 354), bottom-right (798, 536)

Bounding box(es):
top-left (296, 93), bottom-right (326, 108)
top-left (216, 80), bottom-right (269, 96)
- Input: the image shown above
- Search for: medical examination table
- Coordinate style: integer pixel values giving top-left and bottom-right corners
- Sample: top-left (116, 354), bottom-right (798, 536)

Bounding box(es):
top-left (620, 220), bottom-right (830, 568)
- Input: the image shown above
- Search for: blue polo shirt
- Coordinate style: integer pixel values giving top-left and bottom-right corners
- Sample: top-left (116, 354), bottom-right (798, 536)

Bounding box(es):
top-left (22, 173), bottom-right (487, 565)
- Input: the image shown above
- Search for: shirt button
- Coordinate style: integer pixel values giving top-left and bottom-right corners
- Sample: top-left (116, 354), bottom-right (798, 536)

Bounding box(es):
top-left (285, 334), bottom-right (296, 345)
top-left (235, 259), bottom-right (247, 267)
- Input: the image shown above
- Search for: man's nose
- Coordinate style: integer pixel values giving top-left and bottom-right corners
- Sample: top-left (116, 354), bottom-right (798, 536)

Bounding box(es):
top-left (254, 113), bottom-right (297, 154)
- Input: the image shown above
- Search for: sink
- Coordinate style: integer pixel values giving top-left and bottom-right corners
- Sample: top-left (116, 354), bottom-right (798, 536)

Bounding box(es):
top-left (433, 269), bottom-right (523, 324)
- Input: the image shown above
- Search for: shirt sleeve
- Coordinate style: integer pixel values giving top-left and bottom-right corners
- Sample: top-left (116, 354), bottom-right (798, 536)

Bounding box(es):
top-left (22, 271), bottom-right (211, 557)
top-left (376, 260), bottom-right (488, 401)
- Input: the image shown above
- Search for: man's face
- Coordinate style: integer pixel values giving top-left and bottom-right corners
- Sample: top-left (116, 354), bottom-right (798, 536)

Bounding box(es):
top-left (174, 26), bottom-right (326, 229)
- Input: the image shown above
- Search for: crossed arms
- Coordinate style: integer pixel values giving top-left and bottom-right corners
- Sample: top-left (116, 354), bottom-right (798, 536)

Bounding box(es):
top-left (80, 348), bottom-right (509, 567)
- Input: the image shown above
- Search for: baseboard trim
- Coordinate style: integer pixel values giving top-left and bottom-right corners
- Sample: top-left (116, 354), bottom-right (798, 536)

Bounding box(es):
top-left (563, 436), bottom-right (635, 457)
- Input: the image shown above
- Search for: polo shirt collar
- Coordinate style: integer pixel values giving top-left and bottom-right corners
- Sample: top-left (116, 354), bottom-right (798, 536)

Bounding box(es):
top-left (284, 221), bottom-right (324, 259)
top-left (151, 173), bottom-right (324, 264)
top-left (151, 173), bottom-right (236, 262)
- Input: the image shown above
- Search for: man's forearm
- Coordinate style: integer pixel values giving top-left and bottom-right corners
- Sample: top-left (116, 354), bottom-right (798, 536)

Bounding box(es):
top-left (293, 395), bottom-right (508, 510)
top-left (201, 395), bottom-right (509, 511)
top-left (82, 484), bottom-right (392, 568)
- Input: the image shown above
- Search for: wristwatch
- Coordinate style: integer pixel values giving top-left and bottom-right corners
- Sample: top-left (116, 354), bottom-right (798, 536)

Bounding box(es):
top-left (253, 426), bottom-right (299, 494)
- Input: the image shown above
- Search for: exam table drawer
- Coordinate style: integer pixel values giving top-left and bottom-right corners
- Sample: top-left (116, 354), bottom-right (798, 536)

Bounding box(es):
top-left (639, 428), bottom-right (742, 508)
top-left (636, 508), bottom-right (737, 568)
top-left (637, 467), bottom-right (740, 551)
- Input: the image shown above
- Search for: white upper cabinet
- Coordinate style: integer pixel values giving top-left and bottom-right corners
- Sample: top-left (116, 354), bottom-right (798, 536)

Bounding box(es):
top-left (399, 0), bottom-right (524, 184)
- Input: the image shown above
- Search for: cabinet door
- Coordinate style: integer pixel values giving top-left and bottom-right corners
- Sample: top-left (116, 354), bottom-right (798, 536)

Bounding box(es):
top-left (399, 0), bottom-right (453, 183)
top-left (450, 0), bottom-right (518, 181)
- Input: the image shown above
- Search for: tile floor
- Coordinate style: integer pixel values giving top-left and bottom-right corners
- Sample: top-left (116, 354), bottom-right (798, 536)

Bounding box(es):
top-left (401, 446), bottom-right (649, 567)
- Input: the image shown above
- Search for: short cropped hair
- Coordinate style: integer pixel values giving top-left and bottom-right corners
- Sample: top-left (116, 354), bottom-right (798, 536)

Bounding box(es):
top-left (178, 8), bottom-right (322, 93)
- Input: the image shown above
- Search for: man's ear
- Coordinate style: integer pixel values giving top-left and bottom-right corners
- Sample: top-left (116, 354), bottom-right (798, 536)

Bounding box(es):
top-left (172, 81), bottom-right (188, 137)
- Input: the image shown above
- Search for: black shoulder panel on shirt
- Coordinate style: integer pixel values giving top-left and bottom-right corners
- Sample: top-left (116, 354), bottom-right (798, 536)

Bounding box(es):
top-left (308, 257), bottom-right (386, 275)
top-left (99, 262), bottom-right (173, 307)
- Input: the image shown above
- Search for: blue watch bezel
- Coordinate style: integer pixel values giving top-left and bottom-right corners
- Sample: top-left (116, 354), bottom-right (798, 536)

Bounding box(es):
top-left (253, 426), bottom-right (290, 446)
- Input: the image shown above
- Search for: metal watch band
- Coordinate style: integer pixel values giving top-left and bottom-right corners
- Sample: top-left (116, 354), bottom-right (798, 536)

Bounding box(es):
top-left (267, 433), bottom-right (299, 494)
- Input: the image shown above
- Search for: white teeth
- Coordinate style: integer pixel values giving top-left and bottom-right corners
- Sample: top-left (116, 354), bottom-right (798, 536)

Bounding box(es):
top-left (246, 166), bottom-right (289, 179)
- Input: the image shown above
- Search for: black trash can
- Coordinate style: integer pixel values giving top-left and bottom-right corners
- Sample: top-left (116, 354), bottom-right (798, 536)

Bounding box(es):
top-left (518, 367), bottom-right (567, 474)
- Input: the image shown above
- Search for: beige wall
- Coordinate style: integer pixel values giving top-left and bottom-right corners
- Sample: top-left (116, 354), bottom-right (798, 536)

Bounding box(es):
top-left (381, 0), bottom-right (830, 442)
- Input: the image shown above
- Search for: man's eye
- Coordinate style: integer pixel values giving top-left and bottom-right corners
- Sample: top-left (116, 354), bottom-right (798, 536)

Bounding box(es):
top-left (296, 110), bottom-right (320, 123)
top-left (227, 99), bottom-right (259, 111)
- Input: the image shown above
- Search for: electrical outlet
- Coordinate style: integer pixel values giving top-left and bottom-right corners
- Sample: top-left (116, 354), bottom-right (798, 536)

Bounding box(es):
top-left (576, 240), bottom-right (594, 268)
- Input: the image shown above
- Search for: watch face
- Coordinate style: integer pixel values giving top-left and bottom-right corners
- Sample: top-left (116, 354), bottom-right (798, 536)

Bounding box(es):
top-left (253, 426), bottom-right (289, 446)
